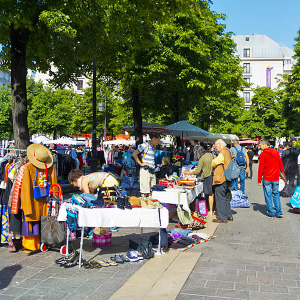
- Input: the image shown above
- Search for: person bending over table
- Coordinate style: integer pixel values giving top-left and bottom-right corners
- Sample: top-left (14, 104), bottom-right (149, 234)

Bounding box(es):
top-left (68, 169), bottom-right (120, 194)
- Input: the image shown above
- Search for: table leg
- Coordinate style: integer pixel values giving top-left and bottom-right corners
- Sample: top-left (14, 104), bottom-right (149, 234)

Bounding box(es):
top-left (79, 226), bottom-right (85, 268)
top-left (66, 228), bottom-right (69, 256)
top-left (156, 228), bottom-right (162, 255)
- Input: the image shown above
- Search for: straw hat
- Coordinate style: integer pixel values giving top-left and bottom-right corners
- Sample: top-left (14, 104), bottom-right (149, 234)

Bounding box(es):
top-left (27, 144), bottom-right (53, 169)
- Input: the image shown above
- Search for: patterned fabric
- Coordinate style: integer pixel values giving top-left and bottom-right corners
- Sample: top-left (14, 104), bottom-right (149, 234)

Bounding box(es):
top-left (1, 205), bottom-right (8, 244)
top-left (230, 190), bottom-right (250, 208)
top-left (137, 142), bottom-right (156, 169)
top-left (11, 162), bottom-right (30, 214)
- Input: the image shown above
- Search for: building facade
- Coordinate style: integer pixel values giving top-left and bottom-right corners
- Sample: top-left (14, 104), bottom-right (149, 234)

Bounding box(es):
top-left (0, 69), bottom-right (10, 87)
top-left (233, 34), bottom-right (294, 109)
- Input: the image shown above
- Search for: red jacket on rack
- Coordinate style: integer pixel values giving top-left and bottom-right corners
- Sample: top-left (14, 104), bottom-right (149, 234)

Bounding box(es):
top-left (258, 147), bottom-right (284, 184)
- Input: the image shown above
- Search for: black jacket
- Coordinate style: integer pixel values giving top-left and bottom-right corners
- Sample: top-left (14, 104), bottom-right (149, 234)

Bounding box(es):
top-left (281, 148), bottom-right (298, 174)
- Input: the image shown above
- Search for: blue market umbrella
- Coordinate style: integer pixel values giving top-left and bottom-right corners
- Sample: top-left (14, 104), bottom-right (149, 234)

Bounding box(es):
top-left (167, 120), bottom-right (210, 139)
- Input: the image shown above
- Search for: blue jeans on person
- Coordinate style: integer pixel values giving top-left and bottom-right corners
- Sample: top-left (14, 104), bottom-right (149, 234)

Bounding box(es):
top-left (262, 180), bottom-right (282, 217)
top-left (231, 167), bottom-right (246, 193)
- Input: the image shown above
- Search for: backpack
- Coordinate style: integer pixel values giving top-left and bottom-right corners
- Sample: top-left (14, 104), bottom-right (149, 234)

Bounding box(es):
top-left (223, 149), bottom-right (240, 181)
top-left (234, 146), bottom-right (246, 166)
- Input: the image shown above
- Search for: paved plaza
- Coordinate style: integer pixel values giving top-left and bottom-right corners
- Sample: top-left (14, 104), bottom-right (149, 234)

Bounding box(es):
top-left (177, 163), bottom-right (300, 300)
top-left (1, 163), bottom-right (300, 299)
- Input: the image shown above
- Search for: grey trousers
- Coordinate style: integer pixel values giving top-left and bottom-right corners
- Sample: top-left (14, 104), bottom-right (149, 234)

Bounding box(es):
top-left (214, 181), bottom-right (232, 221)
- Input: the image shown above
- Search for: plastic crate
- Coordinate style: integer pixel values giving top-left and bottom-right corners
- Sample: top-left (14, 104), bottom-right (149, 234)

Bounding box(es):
top-left (92, 230), bottom-right (112, 246)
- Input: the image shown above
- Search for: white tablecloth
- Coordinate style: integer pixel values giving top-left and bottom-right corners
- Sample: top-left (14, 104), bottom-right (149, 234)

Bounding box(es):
top-left (58, 203), bottom-right (169, 228)
top-left (152, 182), bottom-right (203, 212)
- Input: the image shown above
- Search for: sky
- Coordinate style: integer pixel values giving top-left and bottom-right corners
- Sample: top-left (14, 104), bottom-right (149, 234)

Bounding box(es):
top-left (210, 0), bottom-right (300, 49)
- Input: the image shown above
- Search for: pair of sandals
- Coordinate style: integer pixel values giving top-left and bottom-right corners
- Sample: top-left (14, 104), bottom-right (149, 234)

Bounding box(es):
top-left (83, 259), bottom-right (118, 269)
top-left (141, 198), bottom-right (163, 209)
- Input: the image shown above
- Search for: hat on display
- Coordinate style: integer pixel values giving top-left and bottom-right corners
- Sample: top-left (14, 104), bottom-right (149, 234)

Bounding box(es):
top-left (27, 144), bottom-right (53, 169)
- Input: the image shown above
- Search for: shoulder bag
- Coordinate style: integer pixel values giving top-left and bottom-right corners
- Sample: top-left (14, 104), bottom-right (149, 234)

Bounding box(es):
top-left (177, 192), bottom-right (193, 225)
top-left (33, 168), bottom-right (51, 199)
top-left (41, 195), bottom-right (65, 245)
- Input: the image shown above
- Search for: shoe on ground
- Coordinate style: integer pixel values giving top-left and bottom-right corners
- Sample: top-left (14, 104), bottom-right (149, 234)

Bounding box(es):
top-left (277, 215), bottom-right (284, 218)
top-left (126, 250), bottom-right (139, 262)
top-left (120, 254), bottom-right (130, 262)
top-left (111, 255), bottom-right (124, 264)
top-left (212, 219), bottom-right (228, 223)
top-left (228, 216), bottom-right (233, 221)
top-left (131, 249), bottom-right (144, 260)
top-left (56, 250), bottom-right (78, 264)
top-left (266, 215), bottom-right (275, 219)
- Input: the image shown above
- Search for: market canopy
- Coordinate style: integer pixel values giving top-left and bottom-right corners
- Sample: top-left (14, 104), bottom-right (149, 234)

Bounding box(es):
top-left (167, 120), bottom-right (210, 138)
top-left (31, 135), bottom-right (50, 144)
top-left (189, 132), bottom-right (239, 144)
top-left (122, 122), bottom-right (170, 134)
top-left (44, 136), bottom-right (85, 146)
top-left (239, 140), bottom-right (258, 145)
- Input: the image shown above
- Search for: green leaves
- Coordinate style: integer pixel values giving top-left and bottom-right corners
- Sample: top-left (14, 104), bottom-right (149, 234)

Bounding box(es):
top-left (39, 10), bottom-right (77, 37)
top-left (0, 86), bottom-right (13, 139)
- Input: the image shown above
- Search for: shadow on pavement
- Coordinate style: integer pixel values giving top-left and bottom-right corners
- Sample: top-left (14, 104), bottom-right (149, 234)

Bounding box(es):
top-left (252, 202), bottom-right (267, 215)
top-left (0, 264), bottom-right (22, 290)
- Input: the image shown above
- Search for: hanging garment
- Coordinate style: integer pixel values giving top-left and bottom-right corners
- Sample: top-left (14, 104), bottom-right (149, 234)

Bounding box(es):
top-left (1, 205), bottom-right (8, 244)
top-left (22, 235), bottom-right (40, 253)
top-left (10, 162), bottom-right (31, 215)
top-left (21, 163), bottom-right (57, 222)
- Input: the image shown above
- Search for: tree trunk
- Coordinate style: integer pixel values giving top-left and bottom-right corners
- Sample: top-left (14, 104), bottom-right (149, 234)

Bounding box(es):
top-left (10, 25), bottom-right (30, 149)
top-left (131, 86), bottom-right (143, 147)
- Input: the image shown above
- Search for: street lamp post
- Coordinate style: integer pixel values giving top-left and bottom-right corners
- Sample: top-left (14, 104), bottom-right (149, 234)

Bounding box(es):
top-left (99, 87), bottom-right (107, 141)
top-left (90, 57), bottom-right (98, 172)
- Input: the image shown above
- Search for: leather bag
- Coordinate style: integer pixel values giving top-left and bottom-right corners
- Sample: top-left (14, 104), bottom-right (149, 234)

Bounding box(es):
top-left (41, 199), bottom-right (65, 245)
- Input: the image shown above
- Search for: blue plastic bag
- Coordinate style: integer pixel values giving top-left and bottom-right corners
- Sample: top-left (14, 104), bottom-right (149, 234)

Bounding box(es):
top-left (290, 186), bottom-right (300, 208)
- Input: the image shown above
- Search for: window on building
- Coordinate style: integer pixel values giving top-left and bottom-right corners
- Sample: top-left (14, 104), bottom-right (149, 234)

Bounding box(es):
top-left (245, 37), bottom-right (249, 41)
top-left (243, 63), bottom-right (250, 73)
top-left (243, 92), bottom-right (250, 104)
top-left (284, 70), bottom-right (292, 75)
top-left (285, 59), bottom-right (292, 64)
top-left (244, 77), bottom-right (250, 84)
top-left (244, 107), bottom-right (250, 111)
top-left (77, 79), bottom-right (83, 90)
top-left (243, 48), bottom-right (250, 57)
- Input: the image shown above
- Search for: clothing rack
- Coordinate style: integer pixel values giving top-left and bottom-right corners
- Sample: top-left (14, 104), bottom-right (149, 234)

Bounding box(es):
top-left (0, 148), bottom-right (27, 151)
top-left (0, 148), bottom-right (27, 158)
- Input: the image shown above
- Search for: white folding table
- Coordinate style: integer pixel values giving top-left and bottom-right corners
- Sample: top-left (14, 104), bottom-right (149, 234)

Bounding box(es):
top-left (58, 203), bottom-right (169, 267)
top-left (152, 182), bottom-right (203, 212)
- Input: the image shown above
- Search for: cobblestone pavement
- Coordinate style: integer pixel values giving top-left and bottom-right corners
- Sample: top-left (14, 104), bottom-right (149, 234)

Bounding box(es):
top-left (2, 163), bottom-right (300, 300)
top-left (0, 226), bottom-right (158, 300)
top-left (177, 163), bottom-right (300, 300)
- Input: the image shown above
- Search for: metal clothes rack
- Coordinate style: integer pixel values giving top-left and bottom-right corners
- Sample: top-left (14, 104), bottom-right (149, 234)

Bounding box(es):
top-left (0, 148), bottom-right (27, 157)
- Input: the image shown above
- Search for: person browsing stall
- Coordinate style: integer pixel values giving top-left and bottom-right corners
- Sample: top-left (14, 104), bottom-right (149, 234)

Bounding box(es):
top-left (132, 133), bottom-right (161, 197)
top-left (68, 169), bottom-right (120, 194)
top-left (182, 144), bottom-right (215, 215)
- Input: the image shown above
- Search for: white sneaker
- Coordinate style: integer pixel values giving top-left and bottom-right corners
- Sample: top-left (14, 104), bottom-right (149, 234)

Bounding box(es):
top-left (131, 250), bottom-right (144, 260)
